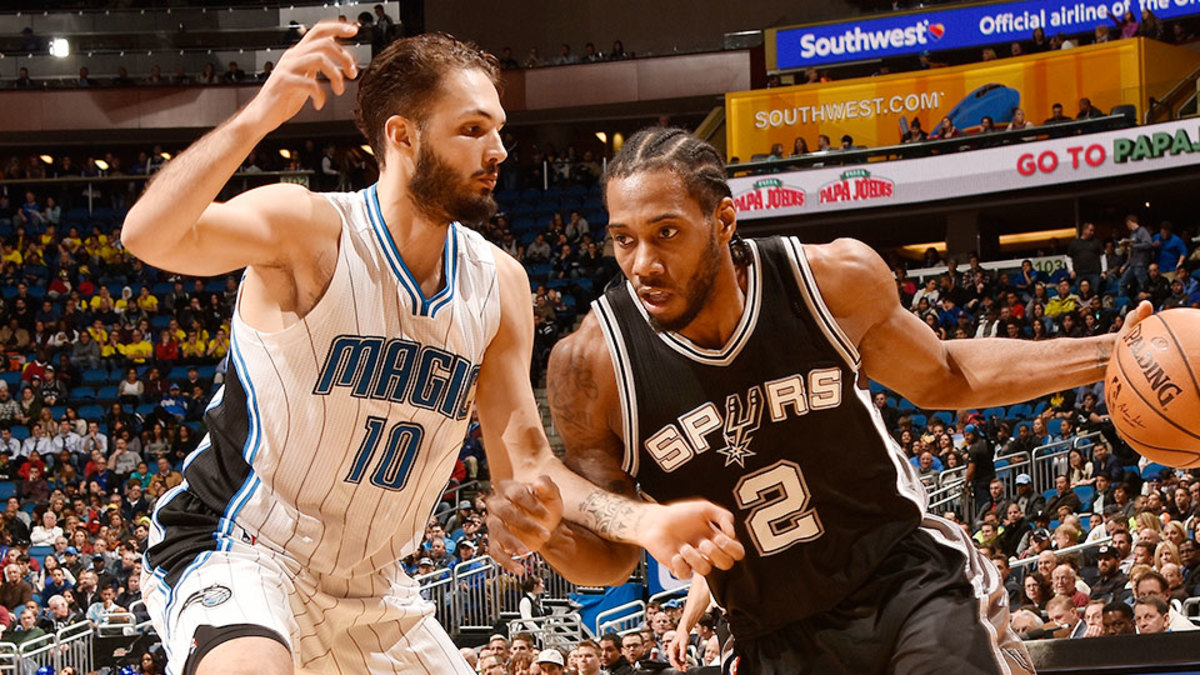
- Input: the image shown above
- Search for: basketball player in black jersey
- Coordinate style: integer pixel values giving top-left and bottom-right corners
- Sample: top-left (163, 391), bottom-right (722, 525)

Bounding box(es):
top-left (518, 127), bottom-right (1153, 675)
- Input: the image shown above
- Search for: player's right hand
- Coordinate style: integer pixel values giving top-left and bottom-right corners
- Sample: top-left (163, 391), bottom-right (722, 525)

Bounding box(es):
top-left (639, 499), bottom-right (745, 580)
top-left (243, 20), bottom-right (359, 131)
top-left (666, 629), bottom-right (692, 671)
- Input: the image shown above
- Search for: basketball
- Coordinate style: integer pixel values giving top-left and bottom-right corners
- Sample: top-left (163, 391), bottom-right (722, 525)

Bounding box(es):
top-left (1105, 309), bottom-right (1200, 468)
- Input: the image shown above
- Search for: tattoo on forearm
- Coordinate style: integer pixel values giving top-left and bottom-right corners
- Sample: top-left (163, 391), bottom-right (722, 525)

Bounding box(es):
top-left (1096, 339), bottom-right (1114, 369)
top-left (578, 490), bottom-right (641, 541)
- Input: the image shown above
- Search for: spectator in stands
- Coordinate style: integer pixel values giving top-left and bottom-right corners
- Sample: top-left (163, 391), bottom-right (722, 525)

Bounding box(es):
top-left (1008, 108), bottom-right (1032, 131)
top-left (975, 479), bottom-right (1007, 527)
top-left (1103, 601), bottom-right (1136, 635)
top-left (599, 633), bottom-right (634, 675)
top-left (929, 116), bottom-right (962, 139)
top-left (1052, 563), bottom-right (1090, 608)
top-left (14, 68), bottom-right (33, 90)
top-left (1152, 221), bottom-right (1188, 279)
top-left (30, 511), bottom-right (62, 548)
top-left (963, 424), bottom-right (994, 510)
top-left (1076, 98), bottom-right (1105, 119)
top-left (1135, 596), bottom-right (1170, 634)
top-left (76, 68), bottom-right (94, 88)
top-left (1067, 222), bottom-right (1104, 293)
top-left (5, 607), bottom-right (45, 647)
top-left (554, 44), bottom-right (579, 66)
top-left (0, 563), bottom-right (32, 610)
top-left (574, 640), bottom-right (602, 675)
top-left (1139, 263), bottom-right (1172, 308)
top-left (1023, 571), bottom-right (1052, 614)
top-left (84, 584), bottom-right (125, 627)
top-left (222, 61), bottom-right (247, 84)
top-left (1113, 10), bottom-right (1141, 39)
top-left (197, 63), bottom-right (218, 85)
top-left (532, 649), bottom-right (565, 675)
top-left (1043, 102), bottom-right (1071, 125)
top-left (1044, 474), bottom-right (1082, 517)
top-left (1118, 214), bottom-right (1153, 296)
top-left (1091, 544), bottom-right (1130, 603)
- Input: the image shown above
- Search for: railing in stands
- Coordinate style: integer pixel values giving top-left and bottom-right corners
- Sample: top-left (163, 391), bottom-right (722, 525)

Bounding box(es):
top-left (1009, 536), bottom-right (1111, 572)
top-left (596, 600), bottom-right (646, 638)
top-left (507, 613), bottom-right (591, 651)
top-left (1146, 61), bottom-right (1200, 124)
top-left (0, 621), bottom-right (93, 674)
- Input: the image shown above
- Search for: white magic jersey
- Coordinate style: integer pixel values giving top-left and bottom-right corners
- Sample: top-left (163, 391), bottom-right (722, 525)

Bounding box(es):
top-left (179, 184), bottom-right (499, 578)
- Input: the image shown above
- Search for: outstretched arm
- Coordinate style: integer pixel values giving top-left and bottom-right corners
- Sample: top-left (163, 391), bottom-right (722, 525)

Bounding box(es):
top-left (475, 254), bottom-right (743, 580)
top-left (121, 21), bottom-right (359, 276)
top-left (806, 238), bottom-right (1151, 410)
top-left (668, 573), bottom-right (713, 670)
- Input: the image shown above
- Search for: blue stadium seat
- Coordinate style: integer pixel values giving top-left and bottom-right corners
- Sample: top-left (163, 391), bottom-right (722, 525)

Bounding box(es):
top-left (205, 280), bottom-right (225, 294)
top-left (1007, 404), bottom-right (1032, 421)
top-left (95, 386), bottom-right (119, 402)
top-left (151, 315), bottom-right (171, 330)
top-left (152, 282), bottom-right (174, 296)
top-left (27, 546), bottom-right (54, 561)
top-left (982, 407), bottom-right (1006, 420)
top-left (9, 427), bottom-right (28, 441)
top-left (196, 366), bottom-right (217, 380)
top-left (565, 185), bottom-right (587, 198)
top-left (1073, 485), bottom-right (1095, 510)
top-left (0, 482), bottom-right (14, 501)
top-left (868, 381), bottom-right (886, 395)
top-left (1032, 401), bottom-right (1049, 417)
top-left (0, 372), bottom-right (20, 389)
top-left (69, 386), bottom-right (96, 402)
top-left (1141, 463), bottom-right (1170, 480)
top-left (48, 406), bottom-right (65, 420)
top-left (82, 369), bottom-right (107, 385)
top-left (1043, 488), bottom-right (1058, 502)
top-left (908, 414), bottom-right (927, 430)
top-left (527, 264), bottom-right (553, 281)
top-left (136, 403), bottom-right (158, 416)
top-left (931, 411), bottom-right (953, 426)
top-left (897, 399), bottom-right (917, 412)
top-left (1047, 418), bottom-right (1063, 435)
top-left (77, 405), bottom-right (104, 421)
top-left (169, 366), bottom-right (191, 381)
top-left (1114, 296), bottom-right (1131, 312)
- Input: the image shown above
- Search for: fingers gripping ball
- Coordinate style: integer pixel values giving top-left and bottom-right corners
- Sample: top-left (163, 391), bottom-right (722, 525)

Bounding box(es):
top-left (1105, 309), bottom-right (1200, 468)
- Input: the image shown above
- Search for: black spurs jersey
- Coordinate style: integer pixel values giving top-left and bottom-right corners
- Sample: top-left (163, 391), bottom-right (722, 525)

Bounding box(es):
top-left (593, 236), bottom-right (927, 639)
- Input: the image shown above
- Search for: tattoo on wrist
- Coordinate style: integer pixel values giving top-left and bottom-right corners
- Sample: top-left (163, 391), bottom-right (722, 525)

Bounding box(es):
top-left (579, 490), bottom-right (640, 541)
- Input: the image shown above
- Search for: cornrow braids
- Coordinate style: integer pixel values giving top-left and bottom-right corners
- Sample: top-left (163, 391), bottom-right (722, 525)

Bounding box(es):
top-left (604, 127), bottom-right (750, 265)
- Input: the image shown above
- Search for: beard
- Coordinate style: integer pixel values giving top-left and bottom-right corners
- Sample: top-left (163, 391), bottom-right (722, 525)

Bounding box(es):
top-left (645, 228), bottom-right (723, 334)
top-left (407, 142), bottom-right (497, 226)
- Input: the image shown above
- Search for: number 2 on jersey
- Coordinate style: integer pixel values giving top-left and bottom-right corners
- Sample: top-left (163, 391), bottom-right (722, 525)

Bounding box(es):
top-left (345, 416), bottom-right (424, 491)
top-left (733, 459), bottom-right (824, 556)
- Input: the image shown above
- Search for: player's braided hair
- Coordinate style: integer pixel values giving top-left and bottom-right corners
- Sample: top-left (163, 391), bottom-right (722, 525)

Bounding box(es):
top-left (604, 127), bottom-right (751, 265)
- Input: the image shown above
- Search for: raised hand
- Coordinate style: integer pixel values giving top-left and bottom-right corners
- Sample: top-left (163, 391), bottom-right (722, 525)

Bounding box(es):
top-left (666, 628), bottom-right (692, 671)
top-left (243, 21), bottom-right (360, 131)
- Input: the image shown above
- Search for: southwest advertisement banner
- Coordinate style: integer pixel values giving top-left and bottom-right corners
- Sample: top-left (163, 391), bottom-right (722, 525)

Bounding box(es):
top-left (726, 38), bottom-right (1200, 158)
top-left (729, 117), bottom-right (1200, 220)
top-left (768, 0), bottom-right (1200, 71)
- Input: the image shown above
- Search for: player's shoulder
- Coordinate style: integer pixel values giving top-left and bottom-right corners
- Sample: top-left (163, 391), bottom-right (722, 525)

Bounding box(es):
top-left (547, 311), bottom-right (623, 444)
top-left (551, 311), bottom-right (611, 372)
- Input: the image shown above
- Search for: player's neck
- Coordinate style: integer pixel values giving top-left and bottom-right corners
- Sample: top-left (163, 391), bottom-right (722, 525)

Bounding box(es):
top-left (675, 261), bottom-right (748, 350)
top-left (375, 178), bottom-right (451, 297)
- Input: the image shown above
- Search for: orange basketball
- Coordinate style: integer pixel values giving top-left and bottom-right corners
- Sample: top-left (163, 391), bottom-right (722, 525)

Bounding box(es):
top-left (1105, 309), bottom-right (1200, 468)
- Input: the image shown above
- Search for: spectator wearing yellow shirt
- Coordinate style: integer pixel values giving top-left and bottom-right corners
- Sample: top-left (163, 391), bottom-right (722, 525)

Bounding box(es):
top-left (88, 287), bottom-right (115, 311)
top-left (206, 328), bottom-right (230, 360)
top-left (136, 287), bottom-right (158, 313)
top-left (179, 331), bottom-right (206, 364)
top-left (1044, 279), bottom-right (1081, 318)
top-left (120, 329), bottom-right (153, 366)
top-left (87, 319), bottom-right (108, 346)
top-left (165, 319), bottom-right (186, 343)
top-left (0, 243), bottom-right (22, 266)
top-left (61, 226), bottom-right (82, 254)
top-left (38, 225), bottom-right (57, 248)
top-left (100, 332), bottom-right (122, 363)
top-left (115, 287), bottom-right (134, 316)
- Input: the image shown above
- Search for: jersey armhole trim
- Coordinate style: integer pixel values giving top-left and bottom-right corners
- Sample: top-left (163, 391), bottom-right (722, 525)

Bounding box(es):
top-left (593, 297), bottom-right (639, 478)
top-left (783, 237), bottom-right (862, 369)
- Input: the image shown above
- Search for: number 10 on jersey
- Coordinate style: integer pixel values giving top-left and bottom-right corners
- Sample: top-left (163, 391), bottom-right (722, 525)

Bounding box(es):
top-left (345, 416), bottom-right (424, 491)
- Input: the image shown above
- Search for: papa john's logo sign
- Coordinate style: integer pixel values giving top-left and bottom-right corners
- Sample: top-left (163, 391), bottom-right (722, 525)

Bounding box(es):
top-left (819, 168), bottom-right (895, 204)
top-left (732, 178), bottom-right (806, 213)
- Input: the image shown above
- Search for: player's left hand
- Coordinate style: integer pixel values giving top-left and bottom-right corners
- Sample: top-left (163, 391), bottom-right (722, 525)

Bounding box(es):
top-left (485, 476), bottom-right (564, 573)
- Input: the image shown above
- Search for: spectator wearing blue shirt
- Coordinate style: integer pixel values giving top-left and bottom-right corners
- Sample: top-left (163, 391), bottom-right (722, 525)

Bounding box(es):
top-left (1151, 221), bottom-right (1188, 279)
top-left (157, 383), bottom-right (187, 421)
top-left (937, 296), bottom-right (966, 329)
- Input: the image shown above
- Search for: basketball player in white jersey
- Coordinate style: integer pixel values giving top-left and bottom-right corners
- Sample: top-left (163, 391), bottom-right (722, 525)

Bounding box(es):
top-left (123, 24), bottom-right (744, 675)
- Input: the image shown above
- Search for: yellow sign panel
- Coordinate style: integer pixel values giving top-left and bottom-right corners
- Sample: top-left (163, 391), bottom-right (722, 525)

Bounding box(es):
top-left (725, 38), bottom-right (1200, 161)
